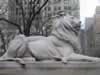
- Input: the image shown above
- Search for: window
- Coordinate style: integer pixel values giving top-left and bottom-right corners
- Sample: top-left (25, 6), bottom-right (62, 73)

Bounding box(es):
top-left (54, 6), bottom-right (57, 11)
top-left (18, 11), bottom-right (22, 15)
top-left (53, 0), bottom-right (61, 3)
top-left (64, 6), bottom-right (67, 10)
top-left (64, 6), bottom-right (71, 10)
top-left (16, 0), bottom-right (19, 3)
top-left (16, 8), bottom-right (18, 15)
top-left (68, 12), bottom-right (71, 15)
top-left (68, 6), bottom-right (71, 10)
top-left (48, 7), bottom-right (51, 11)
top-left (58, 0), bottom-right (61, 2)
top-left (64, 0), bottom-right (70, 4)
top-left (24, 1), bottom-right (27, 4)
top-left (58, 6), bottom-right (61, 10)
top-left (64, 0), bottom-right (69, 1)
top-left (48, 13), bottom-right (52, 17)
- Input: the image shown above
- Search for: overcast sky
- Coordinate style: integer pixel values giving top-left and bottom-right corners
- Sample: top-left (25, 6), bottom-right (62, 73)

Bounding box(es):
top-left (80, 0), bottom-right (100, 29)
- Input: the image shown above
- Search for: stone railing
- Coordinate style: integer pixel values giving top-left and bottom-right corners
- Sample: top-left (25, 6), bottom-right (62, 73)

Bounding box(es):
top-left (0, 60), bottom-right (99, 75)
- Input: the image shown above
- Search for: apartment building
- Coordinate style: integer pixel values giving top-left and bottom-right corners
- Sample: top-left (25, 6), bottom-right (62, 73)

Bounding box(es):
top-left (43, 0), bottom-right (80, 19)
top-left (80, 17), bottom-right (95, 56)
top-left (84, 6), bottom-right (100, 57)
top-left (94, 6), bottom-right (100, 51)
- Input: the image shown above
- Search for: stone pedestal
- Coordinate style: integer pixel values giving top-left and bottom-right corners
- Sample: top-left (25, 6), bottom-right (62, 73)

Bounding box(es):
top-left (0, 61), bottom-right (100, 75)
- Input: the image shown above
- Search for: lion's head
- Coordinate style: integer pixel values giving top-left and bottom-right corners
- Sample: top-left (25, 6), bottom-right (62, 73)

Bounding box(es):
top-left (51, 15), bottom-right (82, 53)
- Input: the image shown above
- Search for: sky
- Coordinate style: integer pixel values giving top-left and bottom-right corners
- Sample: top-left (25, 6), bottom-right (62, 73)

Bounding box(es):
top-left (80, 0), bottom-right (100, 29)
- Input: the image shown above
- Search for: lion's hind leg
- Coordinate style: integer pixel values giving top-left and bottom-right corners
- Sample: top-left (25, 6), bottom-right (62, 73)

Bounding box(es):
top-left (65, 53), bottom-right (100, 62)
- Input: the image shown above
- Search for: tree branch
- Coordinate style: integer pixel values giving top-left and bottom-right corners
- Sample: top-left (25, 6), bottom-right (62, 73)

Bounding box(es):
top-left (27, 0), bottom-right (49, 30)
top-left (16, 0), bottom-right (26, 31)
top-left (26, 0), bottom-right (38, 26)
top-left (0, 28), bottom-right (6, 52)
top-left (29, 0), bottom-right (37, 18)
top-left (31, 0), bottom-right (48, 20)
top-left (0, 18), bottom-right (22, 33)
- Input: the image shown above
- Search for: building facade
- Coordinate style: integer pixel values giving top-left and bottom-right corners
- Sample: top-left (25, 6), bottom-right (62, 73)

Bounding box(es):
top-left (84, 6), bottom-right (100, 57)
top-left (80, 17), bottom-right (95, 56)
top-left (43, 0), bottom-right (80, 19)
top-left (80, 6), bottom-right (100, 57)
top-left (94, 6), bottom-right (100, 57)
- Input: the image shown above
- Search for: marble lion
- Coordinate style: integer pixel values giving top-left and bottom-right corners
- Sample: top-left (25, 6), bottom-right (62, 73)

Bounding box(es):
top-left (0, 15), bottom-right (100, 64)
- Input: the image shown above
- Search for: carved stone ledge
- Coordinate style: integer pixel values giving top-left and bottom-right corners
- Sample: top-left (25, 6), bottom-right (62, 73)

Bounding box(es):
top-left (0, 61), bottom-right (99, 75)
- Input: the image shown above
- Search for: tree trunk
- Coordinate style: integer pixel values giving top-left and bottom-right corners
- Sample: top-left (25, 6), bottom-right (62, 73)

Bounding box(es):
top-left (24, 29), bottom-right (30, 36)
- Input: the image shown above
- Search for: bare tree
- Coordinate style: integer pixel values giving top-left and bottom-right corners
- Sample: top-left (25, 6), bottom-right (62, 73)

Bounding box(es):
top-left (0, 0), bottom-right (49, 36)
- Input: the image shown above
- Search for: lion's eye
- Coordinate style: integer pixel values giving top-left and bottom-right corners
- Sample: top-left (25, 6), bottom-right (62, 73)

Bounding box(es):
top-left (64, 25), bottom-right (71, 31)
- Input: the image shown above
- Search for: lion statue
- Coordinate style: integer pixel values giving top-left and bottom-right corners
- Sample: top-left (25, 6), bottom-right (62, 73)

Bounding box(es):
top-left (0, 15), bottom-right (100, 64)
